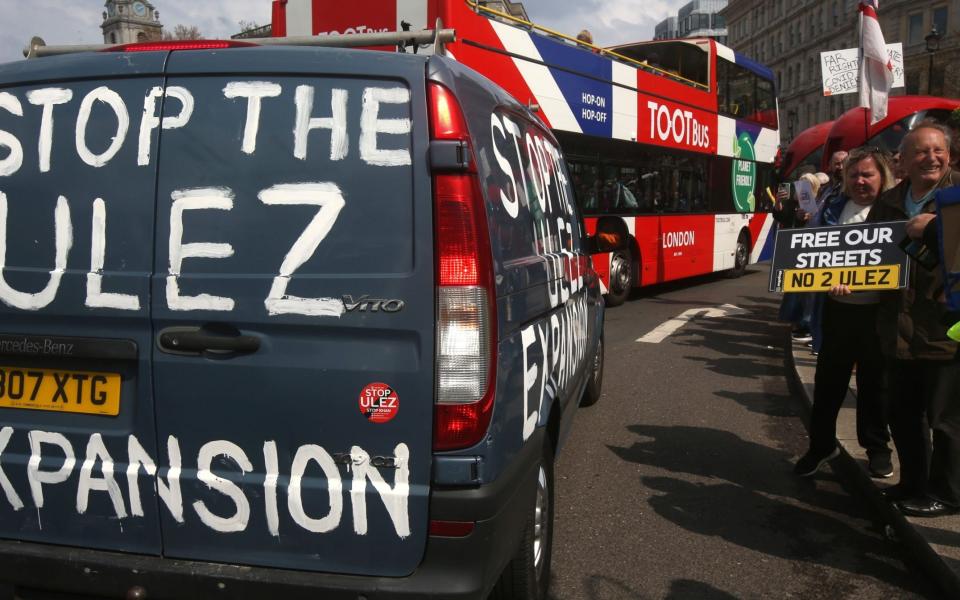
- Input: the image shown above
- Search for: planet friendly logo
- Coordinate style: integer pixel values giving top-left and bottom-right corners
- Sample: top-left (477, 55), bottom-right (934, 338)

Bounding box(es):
top-left (731, 132), bottom-right (756, 213)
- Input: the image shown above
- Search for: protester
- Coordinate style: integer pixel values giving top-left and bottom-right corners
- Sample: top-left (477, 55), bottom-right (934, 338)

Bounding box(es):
top-left (776, 166), bottom-right (840, 344)
top-left (794, 147), bottom-right (896, 478)
top-left (866, 121), bottom-right (960, 516)
top-left (810, 151), bottom-right (849, 223)
top-left (774, 178), bottom-right (813, 341)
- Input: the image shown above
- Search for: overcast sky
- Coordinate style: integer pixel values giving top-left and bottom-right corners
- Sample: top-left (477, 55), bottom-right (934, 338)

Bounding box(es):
top-left (0, 1), bottom-right (684, 63)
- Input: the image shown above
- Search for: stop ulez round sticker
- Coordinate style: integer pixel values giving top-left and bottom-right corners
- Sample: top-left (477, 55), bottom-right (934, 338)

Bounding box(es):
top-left (358, 383), bottom-right (399, 423)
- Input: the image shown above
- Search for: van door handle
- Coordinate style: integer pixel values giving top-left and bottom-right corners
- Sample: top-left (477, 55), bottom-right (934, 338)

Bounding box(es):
top-left (157, 327), bottom-right (260, 356)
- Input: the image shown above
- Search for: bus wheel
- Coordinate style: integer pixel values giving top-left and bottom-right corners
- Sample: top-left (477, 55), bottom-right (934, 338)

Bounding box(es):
top-left (605, 250), bottom-right (634, 306)
top-left (727, 234), bottom-right (749, 278)
top-left (580, 334), bottom-right (604, 407)
top-left (492, 436), bottom-right (555, 600)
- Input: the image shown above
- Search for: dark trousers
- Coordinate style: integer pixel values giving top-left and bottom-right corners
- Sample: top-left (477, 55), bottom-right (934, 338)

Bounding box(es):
top-left (888, 356), bottom-right (960, 505)
top-left (809, 300), bottom-right (890, 456)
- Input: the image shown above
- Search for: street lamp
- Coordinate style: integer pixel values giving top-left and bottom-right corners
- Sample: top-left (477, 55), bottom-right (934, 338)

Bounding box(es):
top-left (925, 26), bottom-right (942, 95)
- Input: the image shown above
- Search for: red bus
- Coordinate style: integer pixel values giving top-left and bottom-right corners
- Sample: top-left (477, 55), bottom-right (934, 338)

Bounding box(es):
top-left (821, 95), bottom-right (960, 170)
top-left (780, 120), bottom-right (834, 180)
top-left (272, 0), bottom-right (780, 305)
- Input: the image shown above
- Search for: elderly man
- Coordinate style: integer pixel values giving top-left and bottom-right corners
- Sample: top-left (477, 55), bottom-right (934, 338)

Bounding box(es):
top-left (868, 121), bottom-right (960, 517)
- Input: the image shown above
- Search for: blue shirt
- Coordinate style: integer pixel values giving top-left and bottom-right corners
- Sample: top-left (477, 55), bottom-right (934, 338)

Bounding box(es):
top-left (905, 186), bottom-right (936, 218)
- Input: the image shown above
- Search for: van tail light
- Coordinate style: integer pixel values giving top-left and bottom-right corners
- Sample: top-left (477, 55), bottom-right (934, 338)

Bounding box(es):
top-left (430, 82), bottom-right (497, 452)
top-left (105, 40), bottom-right (256, 53)
top-left (429, 519), bottom-right (476, 537)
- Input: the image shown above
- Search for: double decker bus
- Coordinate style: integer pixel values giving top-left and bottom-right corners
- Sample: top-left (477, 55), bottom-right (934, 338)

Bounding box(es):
top-left (272, 0), bottom-right (780, 305)
top-left (821, 96), bottom-right (960, 170)
top-left (780, 120), bottom-right (834, 181)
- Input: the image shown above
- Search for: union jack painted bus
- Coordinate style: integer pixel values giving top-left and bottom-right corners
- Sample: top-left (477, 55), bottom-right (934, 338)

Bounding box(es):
top-left (272, 0), bottom-right (781, 305)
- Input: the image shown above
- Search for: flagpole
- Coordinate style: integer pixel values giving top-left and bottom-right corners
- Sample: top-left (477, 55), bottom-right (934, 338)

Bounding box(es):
top-left (859, 8), bottom-right (869, 143)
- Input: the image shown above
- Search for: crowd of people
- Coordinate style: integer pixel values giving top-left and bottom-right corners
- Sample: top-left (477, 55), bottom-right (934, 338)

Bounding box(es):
top-left (776, 120), bottom-right (960, 518)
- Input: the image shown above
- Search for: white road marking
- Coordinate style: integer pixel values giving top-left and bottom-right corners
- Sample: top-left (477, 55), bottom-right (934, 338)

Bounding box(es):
top-left (636, 304), bottom-right (749, 343)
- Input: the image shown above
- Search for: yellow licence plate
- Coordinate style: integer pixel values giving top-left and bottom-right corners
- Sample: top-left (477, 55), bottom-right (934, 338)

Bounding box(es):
top-left (0, 366), bottom-right (121, 416)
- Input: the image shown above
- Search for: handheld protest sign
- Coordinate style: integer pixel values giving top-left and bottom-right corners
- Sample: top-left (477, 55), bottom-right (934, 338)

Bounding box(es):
top-left (769, 221), bottom-right (909, 293)
top-left (794, 179), bottom-right (818, 216)
top-left (936, 188), bottom-right (960, 312)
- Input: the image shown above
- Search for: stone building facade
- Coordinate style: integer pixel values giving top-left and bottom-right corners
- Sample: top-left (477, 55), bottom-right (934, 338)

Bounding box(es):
top-left (101, 0), bottom-right (162, 45)
top-left (720, 0), bottom-right (960, 142)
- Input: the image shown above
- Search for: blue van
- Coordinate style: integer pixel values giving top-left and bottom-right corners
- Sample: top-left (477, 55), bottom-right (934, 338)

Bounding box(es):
top-left (0, 34), bottom-right (605, 600)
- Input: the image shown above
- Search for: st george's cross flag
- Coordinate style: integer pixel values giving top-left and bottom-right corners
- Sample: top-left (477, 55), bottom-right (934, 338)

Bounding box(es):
top-left (858, 0), bottom-right (894, 123)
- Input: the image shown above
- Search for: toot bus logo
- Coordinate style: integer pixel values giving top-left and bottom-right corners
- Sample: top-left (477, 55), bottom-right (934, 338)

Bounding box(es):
top-left (645, 100), bottom-right (711, 150)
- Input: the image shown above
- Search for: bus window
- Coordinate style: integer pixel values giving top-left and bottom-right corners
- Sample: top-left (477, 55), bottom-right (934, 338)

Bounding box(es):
top-left (600, 164), bottom-right (641, 213)
top-left (726, 64), bottom-right (754, 119)
top-left (677, 156), bottom-right (707, 212)
top-left (613, 41), bottom-right (708, 89)
top-left (568, 160), bottom-right (601, 212)
top-left (708, 157), bottom-right (735, 213)
top-left (718, 59), bottom-right (776, 128)
top-left (754, 77), bottom-right (778, 128)
top-left (866, 109), bottom-right (953, 153)
top-left (755, 164), bottom-right (775, 212)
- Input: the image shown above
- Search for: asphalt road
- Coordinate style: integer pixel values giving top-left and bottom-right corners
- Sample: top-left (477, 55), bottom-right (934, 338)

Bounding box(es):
top-left (547, 267), bottom-right (939, 600)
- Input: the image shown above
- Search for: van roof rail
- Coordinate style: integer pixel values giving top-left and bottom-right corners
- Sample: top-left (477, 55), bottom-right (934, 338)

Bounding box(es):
top-left (24, 27), bottom-right (456, 59)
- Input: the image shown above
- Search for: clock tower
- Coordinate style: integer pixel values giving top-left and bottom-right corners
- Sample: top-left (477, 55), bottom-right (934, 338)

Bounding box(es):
top-left (101, 0), bottom-right (162, 44)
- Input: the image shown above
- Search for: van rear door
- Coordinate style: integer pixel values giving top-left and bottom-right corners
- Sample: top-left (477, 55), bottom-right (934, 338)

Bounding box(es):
top-left (0, 53), bottom-right (166, 554)
top-left (150, 47), bottom-right (434, 576)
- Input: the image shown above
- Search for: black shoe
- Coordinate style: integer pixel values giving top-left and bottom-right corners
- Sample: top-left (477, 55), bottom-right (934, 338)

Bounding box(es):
top-left (791, 329), bottom-right (813, 342)
top-left (880, 484), bottom-right (919, 502)
top-left (896, 497), bottom-right (960, 518)
top-left (794, 447), bottom-right (840, 477)
top-left (867, 453), bottom-right (894, 479)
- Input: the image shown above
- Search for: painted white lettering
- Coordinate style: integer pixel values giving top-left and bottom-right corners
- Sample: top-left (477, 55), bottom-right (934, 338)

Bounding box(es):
top-left (491, 114), bottom-right (519, 218)
top-left (258, 183), bottom-right (346, 317)
top-left (0, 427), bottom-right (23, 510)
top-left (223, 81), bottom-right (282, 155)
top-left (0, 93), bottom-right (23, 177)
top-left (293, 85), bottom-right (348, 161)
top-left (287, 444), bottom-right (342, 533)
top-left (26, 88), bottom-right (72, 173)
top-left (126, 434), bottom-right (183, 522)
top-left (525, 133), bottom-right (546, 212)
top-left (521, 325), bottom-right (539, 442)
top-left (0, 193), bottom-right (72, 311)
top-left (167, 188), bottom-right (235, 312)
top-left (359, 87), bottom-right (411, 167)
top-left (192, 440), bottom-right (253, 533)
top-left (27, 430), bottom-right (76, 509)
top-left (76, 433), bottom-right (126, 518)
top-left (349, 443), bottom-right (410, 538)
top-left (263, 440), bottom-right (280, 537)
top-left (75, 87), bottom-right (129, 168)
top-left (86, 198), bottom-right (140, 310)
top-left (138, 86), bottom-right (194, 166)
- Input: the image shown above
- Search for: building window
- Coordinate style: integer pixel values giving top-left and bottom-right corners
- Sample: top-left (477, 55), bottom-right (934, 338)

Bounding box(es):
top-left (833, 1), bottom-right (839, 26)
top-left (905, 71), bottom-right (920, 95)
top-left (933, 6), bottom-right (948, 35)
top-left (110, 32), bottom-right (117, 44)
top-left (908, 13), bottom-right (924, 44)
